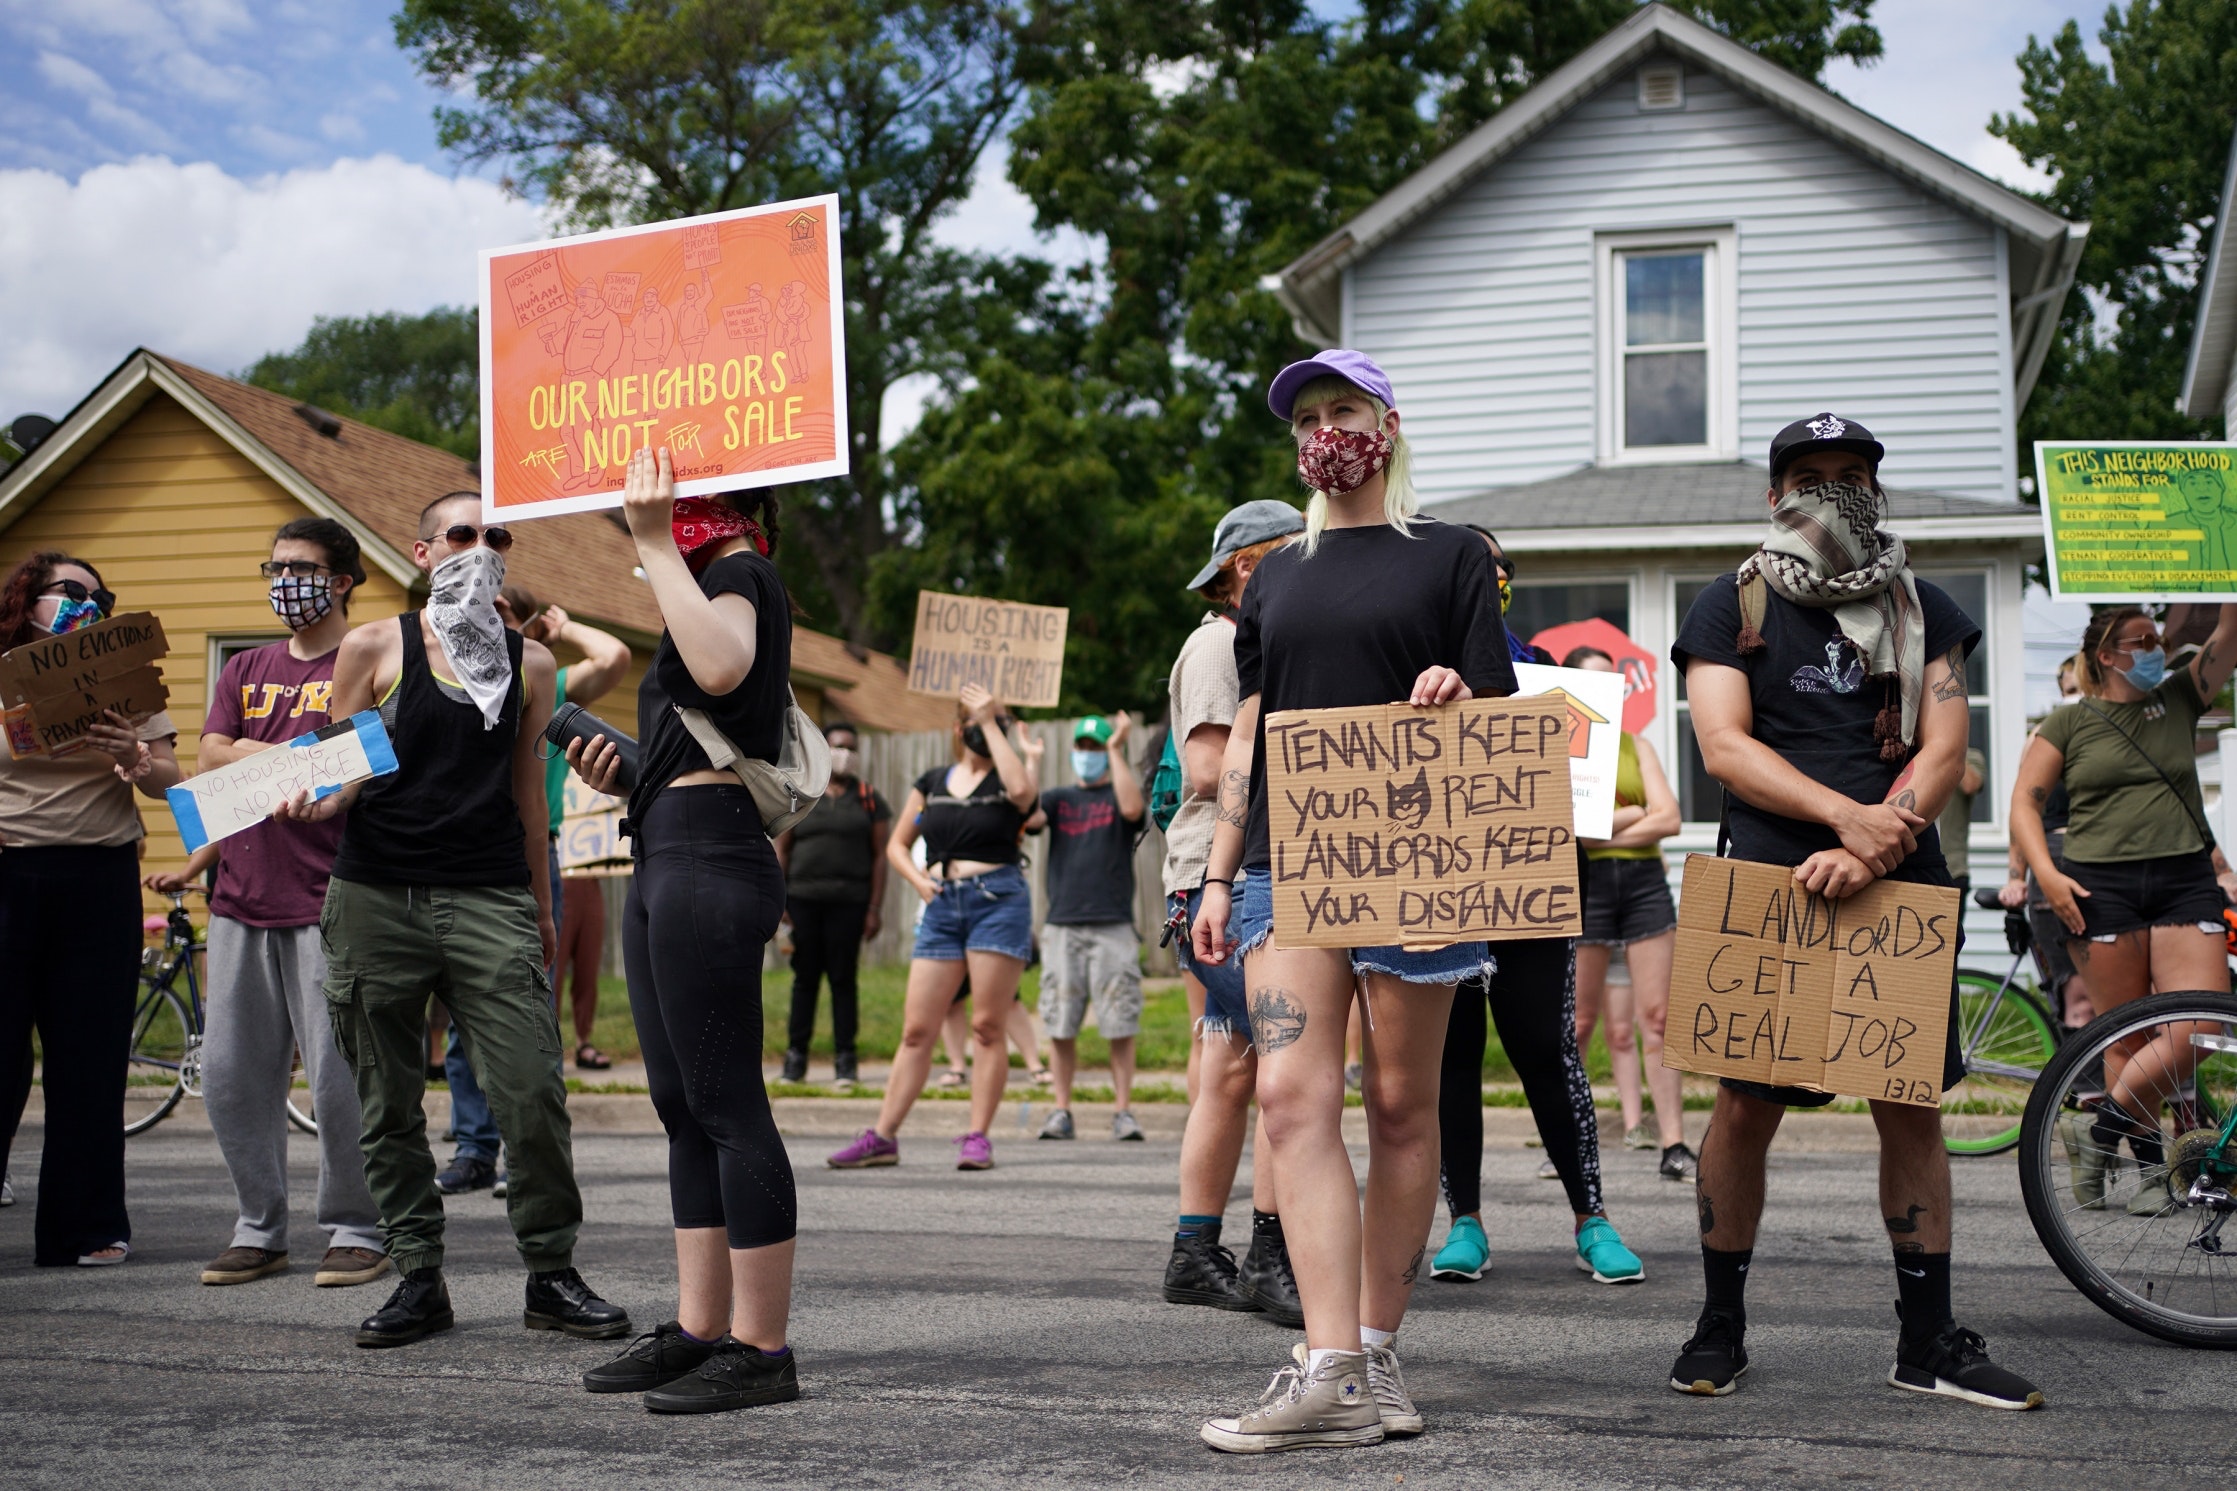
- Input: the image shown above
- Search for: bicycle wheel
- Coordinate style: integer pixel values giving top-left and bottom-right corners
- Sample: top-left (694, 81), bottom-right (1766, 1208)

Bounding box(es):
top-left (1942, 973), bottom-right (2057, 1156)
top-left (124, 980), bottom-right (192, 1136)
top-left (285, 1047), bottom-right (318, 1136)
top-left (2017, 991), bottom-right (2237, 1349)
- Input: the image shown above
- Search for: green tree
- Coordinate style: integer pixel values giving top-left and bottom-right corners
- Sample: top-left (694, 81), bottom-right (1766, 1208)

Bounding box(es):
top-left (394, 0), bottom-right (1059, 638)
top-left (1992, 0), bottom-right (2237, 468)
top-left (243, 308), bottom-right (481, 458)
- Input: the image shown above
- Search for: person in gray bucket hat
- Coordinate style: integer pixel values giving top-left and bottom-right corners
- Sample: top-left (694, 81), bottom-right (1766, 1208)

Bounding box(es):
top-left (1185, 500), bottom-right (1310, 594)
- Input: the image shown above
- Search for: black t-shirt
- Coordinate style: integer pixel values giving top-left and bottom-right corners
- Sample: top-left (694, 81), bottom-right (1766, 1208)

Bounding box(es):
top-left (1670, 573), bottom-right (1979, 867)
top-left (786, 781), bottom-right (891, 903)
top-left (913, 764), bottom-right (1032, 869)
top-left (1236, 518), bottom-right (1517, 871)
top-left (631, 550), bottom-right (791, 825)
top-left (1041, 782), bottom-right (1143, 925)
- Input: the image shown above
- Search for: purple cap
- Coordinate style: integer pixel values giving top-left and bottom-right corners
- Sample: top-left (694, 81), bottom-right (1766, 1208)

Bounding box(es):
top-left (1266, 349), bottom-right (1397, 420)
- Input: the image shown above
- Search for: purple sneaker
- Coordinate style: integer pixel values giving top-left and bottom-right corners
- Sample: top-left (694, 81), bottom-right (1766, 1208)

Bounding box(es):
top-left (954, 1132), bottom-right (994, 1170)
top-left (826, 1128), bottom-right (899, 1169)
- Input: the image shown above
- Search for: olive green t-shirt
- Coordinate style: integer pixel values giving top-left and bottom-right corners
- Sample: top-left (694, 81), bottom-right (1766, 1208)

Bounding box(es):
top-left (2035, 671), bottom-right (2210, 864)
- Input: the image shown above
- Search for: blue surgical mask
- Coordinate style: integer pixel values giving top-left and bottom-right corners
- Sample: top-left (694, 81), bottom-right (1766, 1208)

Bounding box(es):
top-left (1072, 749), bottom-right (1108, 782)
top-left (2116, 646), bottom-right (2166, 691)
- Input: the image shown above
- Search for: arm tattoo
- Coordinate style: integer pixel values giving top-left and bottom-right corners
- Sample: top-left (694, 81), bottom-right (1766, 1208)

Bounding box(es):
top-left (1890, 789), bottom-right (1918, 811)
top-left (1696, 1187), bottom-right (1716, 1237)
top-left (1931, 644), bottom-right (1968, 703)
top-left (1215, 768), bottom-right (1249, 829)
top-left (2028, 786), bottom-right (2047, 806)
top-left (1249, 987), bottom-right (1306, 1053)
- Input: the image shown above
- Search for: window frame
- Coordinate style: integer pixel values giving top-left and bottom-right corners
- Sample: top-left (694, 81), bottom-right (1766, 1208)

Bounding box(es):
top-left (1596, 226), bottom-right (1739, 467)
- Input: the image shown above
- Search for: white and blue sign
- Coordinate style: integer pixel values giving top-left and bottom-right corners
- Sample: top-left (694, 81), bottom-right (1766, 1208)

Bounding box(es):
top-left (167, 709), bottom-right (398, 853)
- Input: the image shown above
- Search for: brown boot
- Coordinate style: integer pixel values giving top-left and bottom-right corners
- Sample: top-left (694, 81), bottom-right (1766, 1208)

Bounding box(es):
top-left (316, 1247), bottom-right (393, 1288)
top-left (201, 1247), bottom-right (289, 1285)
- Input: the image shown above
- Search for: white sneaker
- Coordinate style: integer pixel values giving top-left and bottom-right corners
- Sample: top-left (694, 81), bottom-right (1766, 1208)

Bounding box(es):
top-left (1294, 1340), bottom-right (1422, 1436)
top-left (1200, 1350), bottom-right (1384, 1453)
top-left (1, 1172), bottom-right (12, 1207)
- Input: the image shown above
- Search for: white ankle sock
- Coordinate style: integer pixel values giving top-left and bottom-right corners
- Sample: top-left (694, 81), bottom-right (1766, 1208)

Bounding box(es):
top-left (1360, 1326), bottom-right (1395, 1349)
top-left (1304, 1347), bottom-right (1353, 1376)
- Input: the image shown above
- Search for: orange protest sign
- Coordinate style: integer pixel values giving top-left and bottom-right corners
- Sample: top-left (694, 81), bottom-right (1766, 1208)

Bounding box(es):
top-left (478, 194), bottom-right (850, 521)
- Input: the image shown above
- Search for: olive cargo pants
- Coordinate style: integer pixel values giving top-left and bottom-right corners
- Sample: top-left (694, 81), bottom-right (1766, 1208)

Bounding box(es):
top-left (320, 878), bottom-right (580, 1275)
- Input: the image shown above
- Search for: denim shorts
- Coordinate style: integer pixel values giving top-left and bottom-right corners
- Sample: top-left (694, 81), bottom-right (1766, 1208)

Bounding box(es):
top-left (1172, 888), bottom-right (1250, 1040)
top-left (1228, 869), bottom-right (1493, 985)
top-left (912, 864), bottom-right (1035, 963)
top-left (2065, 849), bottom-right (2225, 941)
top-left (1580, 856), bottom-right (1677, 946)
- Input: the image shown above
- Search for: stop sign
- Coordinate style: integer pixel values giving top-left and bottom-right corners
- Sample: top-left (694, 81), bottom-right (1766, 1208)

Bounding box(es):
top-left (1528, 618), bottom-right (1658, 735)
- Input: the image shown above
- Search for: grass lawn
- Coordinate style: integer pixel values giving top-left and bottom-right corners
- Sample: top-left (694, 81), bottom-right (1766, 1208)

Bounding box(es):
top-left (570, 964), bottom-right (1645, 1084)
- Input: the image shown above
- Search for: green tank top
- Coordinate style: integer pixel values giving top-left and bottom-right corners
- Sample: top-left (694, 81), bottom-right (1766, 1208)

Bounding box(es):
top-left (1588, 732), bottom-right (1663, 862)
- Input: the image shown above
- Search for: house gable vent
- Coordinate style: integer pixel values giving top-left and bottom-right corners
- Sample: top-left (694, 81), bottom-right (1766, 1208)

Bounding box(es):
top-left (1637, 63), bottom-right (1684, 112)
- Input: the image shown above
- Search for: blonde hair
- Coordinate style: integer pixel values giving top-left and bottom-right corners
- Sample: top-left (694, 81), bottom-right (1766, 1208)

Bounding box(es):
top-left (1288, 375), bottom-right (1418, 557)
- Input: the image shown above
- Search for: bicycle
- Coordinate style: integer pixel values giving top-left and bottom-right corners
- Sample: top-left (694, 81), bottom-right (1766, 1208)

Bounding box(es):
top-left (1941, 886), bottom-right (2060, 1156)
top-left (2017, 989), bottom-right (2237, 1348)
top-left (128, 888), bottom-right (316, 1138)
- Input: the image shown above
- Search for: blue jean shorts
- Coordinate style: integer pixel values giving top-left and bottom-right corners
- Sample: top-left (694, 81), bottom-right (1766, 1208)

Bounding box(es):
top-left (913, 864), bottom-right (1035, 963)
top-left (1228, 870), bottom-right (1493, 985)
top-left (1172, 888), bottom-right (1250, 1040)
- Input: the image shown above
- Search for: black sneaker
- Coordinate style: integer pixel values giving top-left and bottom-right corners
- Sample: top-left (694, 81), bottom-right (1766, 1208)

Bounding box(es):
top-left (355, 1266), bottom-right (454, 1348)
top-left (1163, 1229), bottom-right (1258, 1312)
top-left (642, 1336), bottom-right (801, 1414)
top-left (524, 1267), bottom-right (632, 1340)
top-left (434, 1156), bottom-right (496, 1195)
top-left (781, 1048), bottom-right (808, 1083)
top-left (1670, 1307), bottom-right (1748, 1395)
top-left (1239, 1224), bottom-right (1305, 1330)
top-left (583, 1320), bottom-right (719, 1394)
top-left (1888, 1307), bottom-right (2044, 1410)
top-left (1660, 1143), bottom-right (1700, 1184)
top-left (833, 1052), bottom-right (858, 1085)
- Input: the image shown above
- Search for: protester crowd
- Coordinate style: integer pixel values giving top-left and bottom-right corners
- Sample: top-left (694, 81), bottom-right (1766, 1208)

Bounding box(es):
top-left (36, 344), bottom-right (2237, 1443)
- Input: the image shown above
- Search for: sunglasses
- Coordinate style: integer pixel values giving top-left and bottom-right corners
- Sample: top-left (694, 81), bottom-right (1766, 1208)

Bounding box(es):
top-left (426, 523), bottom-right (513, 552)
top-left (45, 578), bottom-right (117, 613)
top-left (259, 560), bottom-right (335, 580)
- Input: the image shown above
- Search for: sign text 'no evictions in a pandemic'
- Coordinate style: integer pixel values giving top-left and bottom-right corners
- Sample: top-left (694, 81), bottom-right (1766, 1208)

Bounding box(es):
top-left (0, 612), bottom-right (169, 759)
top-left (1263, 695), bottom-right (1578, 950)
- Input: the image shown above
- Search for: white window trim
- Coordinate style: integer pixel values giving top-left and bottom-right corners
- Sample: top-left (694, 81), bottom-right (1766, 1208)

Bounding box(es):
top-left (1596, 226), bottom-right (1738, 467)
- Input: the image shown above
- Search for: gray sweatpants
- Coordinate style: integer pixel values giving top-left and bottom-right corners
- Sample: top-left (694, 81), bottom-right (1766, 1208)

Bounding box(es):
top-left (204, 917), bottom-right (382, 1254)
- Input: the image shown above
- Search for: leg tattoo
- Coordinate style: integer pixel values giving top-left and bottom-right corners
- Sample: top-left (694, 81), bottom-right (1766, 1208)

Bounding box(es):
top-left (1249, 987), bottom-right (1306, 1054)
top-left (1696, 1187), bottom-right (1715, 1237)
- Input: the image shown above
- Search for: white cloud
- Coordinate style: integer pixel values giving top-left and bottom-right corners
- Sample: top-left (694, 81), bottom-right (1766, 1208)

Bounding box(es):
top-left (0, 154), bottom-right (545, 418)
top-left (318, 111), bottom-right (365, 143)
top-left (36, 50), bottom-right (115, 101)
top-left (930, 140), bottom-right (1097, 268)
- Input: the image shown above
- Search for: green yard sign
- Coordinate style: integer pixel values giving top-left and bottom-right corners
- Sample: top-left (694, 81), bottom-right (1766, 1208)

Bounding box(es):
top-left (2036, 441), bottom-right (2237, 601)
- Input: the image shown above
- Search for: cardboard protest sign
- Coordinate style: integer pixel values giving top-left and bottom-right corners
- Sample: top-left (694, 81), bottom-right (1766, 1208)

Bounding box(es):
top-left (1513, 662), bottom-right (1624, 839)
top-left (0, 612), bottom-right (169, 759)
top-left (1262, 696), bottom-right (1578, 950)
top-left (166, 711), bottom-right (398, 853)
top-left (906, 591), bottom-right (1068, 710)
top-left (2036, 441), bottom-right (2237, 601)
top-left (480, 193), bottom-right (849, 522)
top-left (1528, 617), bottom-right (1658, 733)
top-left (559, 776), bottom-right (630, 874)
top-left (1664, 855), bottom-right (1957, 1107)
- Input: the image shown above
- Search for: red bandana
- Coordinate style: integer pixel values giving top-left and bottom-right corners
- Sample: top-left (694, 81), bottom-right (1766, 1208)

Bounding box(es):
top-left (1296, 426), bottom-right (1392, 496)
top-left (671, 497), bottom-right (768, 571)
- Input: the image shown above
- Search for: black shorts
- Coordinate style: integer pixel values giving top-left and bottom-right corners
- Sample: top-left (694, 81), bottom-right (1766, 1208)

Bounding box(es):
top-left (2065, 849), bottom-right (2224, 941)
top-left (1580, 857), bottom-right (1677, 946)
top-left (1720, 856), bottom-right (1966, 1109)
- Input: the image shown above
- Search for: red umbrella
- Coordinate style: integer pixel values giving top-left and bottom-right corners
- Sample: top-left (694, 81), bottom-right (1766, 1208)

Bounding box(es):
top-left (1529, 617), bottom-right (1658, 734)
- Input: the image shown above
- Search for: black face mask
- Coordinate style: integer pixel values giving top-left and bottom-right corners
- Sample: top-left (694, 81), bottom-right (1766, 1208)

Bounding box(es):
top-left (960, 724), bottom-right (989, 757)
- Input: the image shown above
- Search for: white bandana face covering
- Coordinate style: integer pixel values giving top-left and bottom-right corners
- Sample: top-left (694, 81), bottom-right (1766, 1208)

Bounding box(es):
top-left (427, 546), bottom-right (512, 730)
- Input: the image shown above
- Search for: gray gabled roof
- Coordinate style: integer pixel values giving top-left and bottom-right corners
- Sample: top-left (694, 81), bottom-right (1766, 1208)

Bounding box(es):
top-left (1270, 2), bottom-right (2087, 413)
top-left (1431, 461), bottom-right (2042, 549)
top-left (2180, 122), bottom-right (2237, 421)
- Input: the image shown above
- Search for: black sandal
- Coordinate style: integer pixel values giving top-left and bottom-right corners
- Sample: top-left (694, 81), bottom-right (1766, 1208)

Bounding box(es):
top-left (575, 1045), bottom-right (613, 1071)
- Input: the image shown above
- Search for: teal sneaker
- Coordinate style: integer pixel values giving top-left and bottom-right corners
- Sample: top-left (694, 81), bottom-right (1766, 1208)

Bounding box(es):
top-left (1430, 1216), bottom-right (1489, 1281)
top-left (1574, 1216), bottom-right (1643, 1285)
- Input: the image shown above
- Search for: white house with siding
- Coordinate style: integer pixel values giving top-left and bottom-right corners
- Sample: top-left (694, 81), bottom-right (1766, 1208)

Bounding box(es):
top-left (1269, 2), bottom-right (2082, 873)
top-left (2181, 122), bottom-right (2237, 436)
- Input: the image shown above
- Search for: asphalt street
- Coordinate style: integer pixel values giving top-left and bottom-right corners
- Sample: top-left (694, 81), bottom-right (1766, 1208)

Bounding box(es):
top-left (3, 1114), bottom-right (2231, 1490)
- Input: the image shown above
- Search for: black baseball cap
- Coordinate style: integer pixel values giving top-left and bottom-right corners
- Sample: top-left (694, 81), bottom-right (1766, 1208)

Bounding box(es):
top-left (1768, 412), bottom-right (1884, 480)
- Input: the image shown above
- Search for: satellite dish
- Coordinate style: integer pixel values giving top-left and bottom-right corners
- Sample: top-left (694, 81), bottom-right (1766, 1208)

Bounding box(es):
top-left (7, 414), bottom-right (57, 455)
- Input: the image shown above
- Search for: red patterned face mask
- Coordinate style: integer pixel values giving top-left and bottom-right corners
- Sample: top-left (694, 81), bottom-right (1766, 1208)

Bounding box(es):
top-left (1296, 425), bottom-right (1393, 495)
top-left (671, 497), bottom-right (768, 571)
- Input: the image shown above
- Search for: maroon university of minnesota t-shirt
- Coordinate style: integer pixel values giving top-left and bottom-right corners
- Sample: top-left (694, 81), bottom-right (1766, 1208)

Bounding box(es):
top-left (203, 641), bottom-right (347, 927)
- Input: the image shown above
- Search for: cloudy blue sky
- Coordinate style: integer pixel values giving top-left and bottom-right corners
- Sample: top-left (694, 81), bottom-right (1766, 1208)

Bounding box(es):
top-left (0, 0), bottom-right (2100, 467)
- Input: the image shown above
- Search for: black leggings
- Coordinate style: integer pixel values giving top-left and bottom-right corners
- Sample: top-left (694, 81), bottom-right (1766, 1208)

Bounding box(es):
top-left (623, 786), bottom-right (795, 1249)
top-left (785, 897), bottom-right (868, 1056)
top-left (1438, 936), bottom-right (1603, 1219)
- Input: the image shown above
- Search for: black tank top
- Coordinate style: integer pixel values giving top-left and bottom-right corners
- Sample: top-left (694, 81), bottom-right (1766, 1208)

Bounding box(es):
top-left (331, 614), bottom-right (528, 888)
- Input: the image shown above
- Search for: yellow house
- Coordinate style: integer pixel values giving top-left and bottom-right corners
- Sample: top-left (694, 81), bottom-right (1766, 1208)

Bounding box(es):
top-left (0, 349), bottom-right (952, 886)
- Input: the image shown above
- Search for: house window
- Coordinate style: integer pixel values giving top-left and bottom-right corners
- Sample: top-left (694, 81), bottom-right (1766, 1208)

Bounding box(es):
top-left (1598, 229), bottom-right (1736, 464)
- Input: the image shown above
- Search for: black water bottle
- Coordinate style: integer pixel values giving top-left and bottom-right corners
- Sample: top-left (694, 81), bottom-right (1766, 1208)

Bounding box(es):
top-left (541, 701), bottom-right (640, 794)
